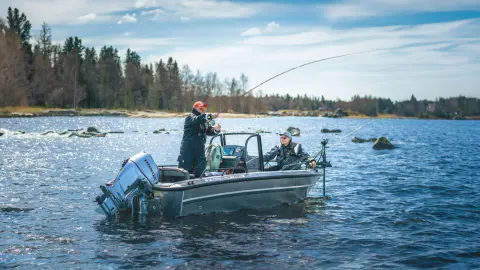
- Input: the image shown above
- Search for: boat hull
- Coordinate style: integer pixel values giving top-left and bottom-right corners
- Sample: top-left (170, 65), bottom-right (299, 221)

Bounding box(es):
top-left (152, 170), bottom-right (321, 217)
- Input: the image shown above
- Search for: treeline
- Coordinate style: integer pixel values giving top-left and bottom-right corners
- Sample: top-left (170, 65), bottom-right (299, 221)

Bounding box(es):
top-left (1, 7), bottom-right (479, 118)
top-left (335, 95), bottom-right (480, 118)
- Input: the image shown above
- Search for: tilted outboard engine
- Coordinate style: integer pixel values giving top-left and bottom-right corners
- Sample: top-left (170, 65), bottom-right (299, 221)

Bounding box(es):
top-left (95, 151), bottom-right (160, 217)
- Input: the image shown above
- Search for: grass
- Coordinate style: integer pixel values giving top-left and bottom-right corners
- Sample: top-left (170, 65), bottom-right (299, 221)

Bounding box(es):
top-left (0, 106), bottom-right (46, 113)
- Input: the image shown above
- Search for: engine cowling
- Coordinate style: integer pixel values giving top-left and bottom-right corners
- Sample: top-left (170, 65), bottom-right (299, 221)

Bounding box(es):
top-left (95, 151), bottom-right (160, 217)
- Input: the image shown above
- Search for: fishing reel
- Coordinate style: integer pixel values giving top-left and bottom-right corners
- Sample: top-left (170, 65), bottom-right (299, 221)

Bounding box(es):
top-left (207, 118), bottom-right (216, 129)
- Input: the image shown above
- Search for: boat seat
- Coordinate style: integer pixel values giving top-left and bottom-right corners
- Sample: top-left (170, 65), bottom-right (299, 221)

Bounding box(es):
top-left (159, 167), bottom-right (191, 183)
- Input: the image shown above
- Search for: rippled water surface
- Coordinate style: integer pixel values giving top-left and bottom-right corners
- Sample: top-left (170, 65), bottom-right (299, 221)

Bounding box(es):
top-left (1, 116), bottom-right (479, 269)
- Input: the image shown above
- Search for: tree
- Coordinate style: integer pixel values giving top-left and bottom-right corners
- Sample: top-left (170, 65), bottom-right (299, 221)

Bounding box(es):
top-left (37, 22), bottom-right (52, 59)
top-left (6, 7), bottom-right (32, 53)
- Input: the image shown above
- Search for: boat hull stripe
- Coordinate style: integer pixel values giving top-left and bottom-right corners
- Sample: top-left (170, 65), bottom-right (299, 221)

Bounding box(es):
top-left (182, 184), bottom-right (312, 203)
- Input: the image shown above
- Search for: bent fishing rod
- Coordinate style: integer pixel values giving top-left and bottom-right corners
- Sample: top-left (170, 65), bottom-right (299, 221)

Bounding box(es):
top-left (215, 48), bottom-right (384, 128)
top-left (242, 48), bottom-right (386, 97)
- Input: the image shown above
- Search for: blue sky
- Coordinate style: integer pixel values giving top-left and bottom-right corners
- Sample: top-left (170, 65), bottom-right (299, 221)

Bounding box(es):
top-left (1, 0), bottom-right (479, 101)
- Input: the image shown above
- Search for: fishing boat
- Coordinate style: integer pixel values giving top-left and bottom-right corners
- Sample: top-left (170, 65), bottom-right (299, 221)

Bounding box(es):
top-left (94, 132), bottom-right (331, 218)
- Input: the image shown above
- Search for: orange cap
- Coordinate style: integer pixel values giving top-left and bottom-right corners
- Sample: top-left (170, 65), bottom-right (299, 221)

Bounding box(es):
top-left (193, 101), bottom-right (208, 108)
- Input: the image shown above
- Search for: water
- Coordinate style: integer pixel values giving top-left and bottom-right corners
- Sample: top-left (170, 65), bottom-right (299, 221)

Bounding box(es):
top-left (1, 116), bottom-right (479, 269)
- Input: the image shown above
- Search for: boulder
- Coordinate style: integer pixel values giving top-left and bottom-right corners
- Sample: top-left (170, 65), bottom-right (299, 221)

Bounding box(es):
top-left (372, 137), bottom-right (395, 150)
top-left (321, 128), bottom-right (342, 133)
top-left (333, 108), bottom-right (348, 117)
top-left (87, 127), bottom-right (100, 133)
top-left (287, 126), bottom-right (300, 136)
top-left (352, 137), bottom-right (377, 143)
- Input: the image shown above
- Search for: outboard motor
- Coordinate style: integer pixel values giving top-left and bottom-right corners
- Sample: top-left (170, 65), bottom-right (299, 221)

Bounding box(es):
top-left (95, 151), bottom-right (160, 217)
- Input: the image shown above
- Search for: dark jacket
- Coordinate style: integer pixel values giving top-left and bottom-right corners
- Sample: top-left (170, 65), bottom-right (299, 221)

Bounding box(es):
top-left (178, 109), bottom-right (219, 160)
top-left (263, 141), bottom-right (314, 170)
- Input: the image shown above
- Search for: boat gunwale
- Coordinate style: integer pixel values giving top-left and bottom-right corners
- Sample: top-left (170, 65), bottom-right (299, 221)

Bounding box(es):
top-left (153, 169), bottom-right (322, 191)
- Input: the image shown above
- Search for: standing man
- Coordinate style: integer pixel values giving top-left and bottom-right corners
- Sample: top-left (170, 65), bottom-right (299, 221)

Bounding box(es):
top-left (178, 101), bottom-right (221, 177)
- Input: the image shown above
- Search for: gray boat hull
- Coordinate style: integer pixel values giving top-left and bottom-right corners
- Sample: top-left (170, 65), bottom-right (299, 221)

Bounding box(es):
top-left (152, 170), bottom-right (322, 217)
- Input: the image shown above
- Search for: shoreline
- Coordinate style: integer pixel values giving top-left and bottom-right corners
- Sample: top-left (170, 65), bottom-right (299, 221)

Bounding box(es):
top-left (0, 108), bottom-right (478, 120)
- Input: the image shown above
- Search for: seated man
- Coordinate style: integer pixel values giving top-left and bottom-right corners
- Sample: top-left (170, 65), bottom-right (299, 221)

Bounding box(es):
top-left (263, 131), bottom-right (316, 171)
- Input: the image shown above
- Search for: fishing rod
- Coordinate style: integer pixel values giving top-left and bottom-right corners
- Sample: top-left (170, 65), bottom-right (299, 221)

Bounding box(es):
top-left (242, 48), bottom-right (386, 97)
top-left (214, 48), bottom-right (385, 125)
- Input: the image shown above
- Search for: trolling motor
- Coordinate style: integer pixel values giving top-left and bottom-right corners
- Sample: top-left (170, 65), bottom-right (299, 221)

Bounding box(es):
top-left (315, 139), bottom-right (332, 196)
top-left (95, 151), bottom-right (160, 217)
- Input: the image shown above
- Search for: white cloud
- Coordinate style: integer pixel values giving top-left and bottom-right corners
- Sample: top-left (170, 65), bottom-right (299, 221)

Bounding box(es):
top-left (241, 27), bottom-right (262, 36)
top-left (265, 21), bottom-right (280, 32)
top-left (241, 20), bottom-right (475, 46)
top-left (135, 0), bottom-right (157, 9)
top-left (117, 13), bottom-right (137, 24)
top-left (180, 16), bottom-right (190, 21)
top-left (146, 19), bottom-right (480, 101)
top-left (321, 0), bottom-right (480, 20)
top-left (0, 0), bottom-right (269, 26)
top-left (240, 21), bottom-right (281, 36)
top-left (139, 0), bottom-right (276, 21)
top-left (0, 0), bottom-right (134, 26)
top-left (76, 13), bottom-right (97, 24)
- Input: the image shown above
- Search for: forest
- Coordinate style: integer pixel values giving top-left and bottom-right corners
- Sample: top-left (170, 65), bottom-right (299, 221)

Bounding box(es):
top-left (1, 7), bottom-right (479, 118)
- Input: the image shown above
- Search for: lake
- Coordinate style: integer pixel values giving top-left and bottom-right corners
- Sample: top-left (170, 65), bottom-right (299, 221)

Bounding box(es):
top-left (1, 116), bottom-right (479, 269)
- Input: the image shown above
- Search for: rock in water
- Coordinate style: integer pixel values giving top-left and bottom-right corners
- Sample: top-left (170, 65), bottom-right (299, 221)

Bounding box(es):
top-left (287, 126), bottom-right (300, 136)
top-left (321, 128), bottom-right (342, 133)
top-left (352, 137), bottom-right (367, 143)
top-left (373, 137), bottom-right (395, 150)
top-left (87, 127), bottom-right (100, 133)
top-left (352, 137), bottom-right (377, 143)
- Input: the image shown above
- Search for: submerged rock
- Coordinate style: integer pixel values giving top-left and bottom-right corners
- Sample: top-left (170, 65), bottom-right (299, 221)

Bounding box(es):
top-left (287, 126), bottom-right (300, 136)
top-left (321, 128), bottom-right (342, 133)
top-left (372, 137), bottom-right (395, 150)
top-left (0, 132), bottom-right (3, 136)
top-left (352, 137), bottom-right (377, 143)
top-left (153, 128), bottom-right (165, 134)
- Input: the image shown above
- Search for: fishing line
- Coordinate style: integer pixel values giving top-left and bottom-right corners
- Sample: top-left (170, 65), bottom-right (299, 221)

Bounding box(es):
top-left (242, 48), bottom-right (386, 97)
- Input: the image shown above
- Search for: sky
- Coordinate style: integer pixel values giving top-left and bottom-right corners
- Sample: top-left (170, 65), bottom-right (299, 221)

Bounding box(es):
top-left (1, 0), bottom-right (479, 101)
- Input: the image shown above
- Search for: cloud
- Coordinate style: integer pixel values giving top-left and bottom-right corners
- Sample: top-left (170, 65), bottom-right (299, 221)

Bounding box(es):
top-left (180, 16), bottom-right (190, 21)
top-left (0, 0), bottom-right (269, 26)
top-left (139, 0), bottom-right (275, 21)
top-left (0, 0), bottom-right (134, 26)
top-left (241, 27), bottom-right (262, 36)
top-left (140, 9), bottom-right (168, 20)
top-left (134, 0), bottom-right (157, 9)
top-left (240, 21), bottom-right (281, 36)
top-left (265, 21), bottom-right (280, 32)
top-left (146, 19), bottom-right (480, 100)
top-left (117, 13), bottom-right (137, 24)
top-left (241, 19), bottom-right (475, 46)
top-left (76, 13), bottom-right (97, 24)
top-left (321, 0), bottom-right (480, 20)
